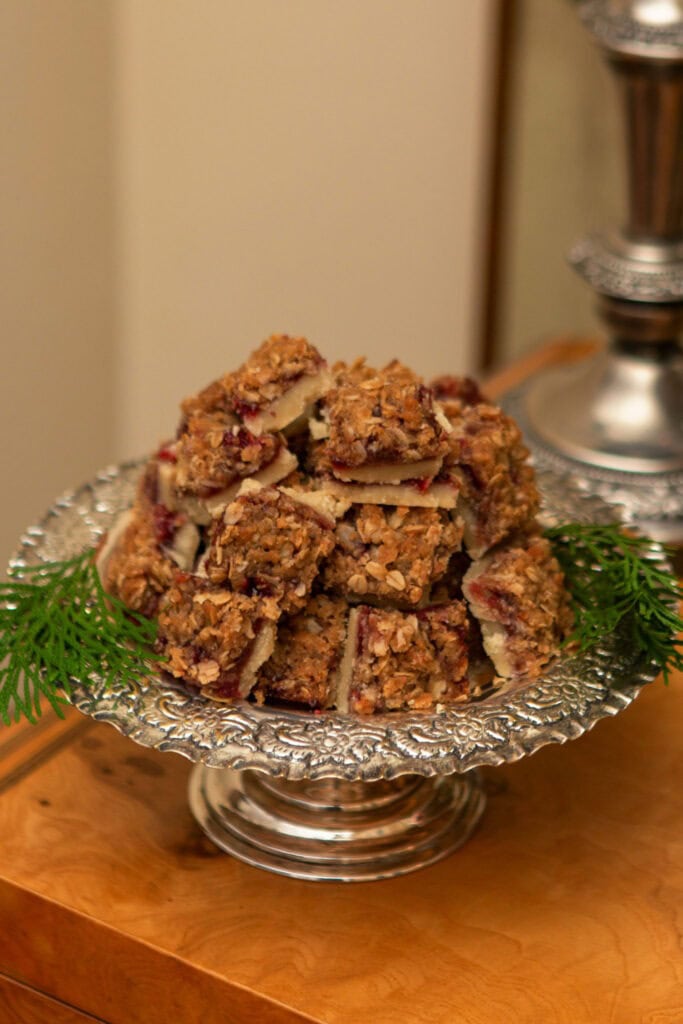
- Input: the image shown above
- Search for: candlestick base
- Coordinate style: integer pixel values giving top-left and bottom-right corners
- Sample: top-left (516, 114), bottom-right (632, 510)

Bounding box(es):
top-left (503, 362), bottom-right (683, 543)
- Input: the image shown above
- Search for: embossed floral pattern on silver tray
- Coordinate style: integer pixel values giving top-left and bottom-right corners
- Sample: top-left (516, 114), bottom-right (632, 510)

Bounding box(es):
top-left (12, 463), bottom-right (658, 781)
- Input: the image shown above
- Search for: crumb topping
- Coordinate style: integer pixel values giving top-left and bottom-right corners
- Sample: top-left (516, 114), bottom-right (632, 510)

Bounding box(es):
top-left (255, 594), bottom-right (347, 708)
top-left (205, 485), bottom-right (335, 613)
top-left (318, 377), bottom-right (449, 470)
top-left (463, 535), bottom-right (573, 679)
top-left (350, 602), bottom-right (470, 713)
top-left (174, 412), bottom-right (282, 497)
top-left (323, 504), bottom-right (463, 606)
top-left (156, 575), bottom-right (279, 697)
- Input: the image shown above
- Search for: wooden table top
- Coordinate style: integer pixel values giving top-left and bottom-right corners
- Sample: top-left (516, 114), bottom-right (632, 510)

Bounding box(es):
top-left (1, 339), bottom-right (681, 1024)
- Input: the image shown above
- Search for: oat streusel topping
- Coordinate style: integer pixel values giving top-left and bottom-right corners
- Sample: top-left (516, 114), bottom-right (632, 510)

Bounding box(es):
top-left (205, 485), bottom-right (335, 614)
top-left (156, 575), bottom-right (279, 698)
top-left (444, 403), bottom-right (539, 557)
top-left (463, 535), bottom-right (573, 680)
top-left (323, 504), bottom-right (463, 606)
top-left (318, 377), bottom-right (449, 471)
top-left (349, 602), bottom-right (470, 714)
top-left (255, 594), bottom-right (347, 708)
top-left (174, 412), bottom-right (282, 497)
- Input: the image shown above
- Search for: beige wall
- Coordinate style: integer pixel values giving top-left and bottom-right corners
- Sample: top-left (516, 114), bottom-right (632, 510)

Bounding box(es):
top-left (497, 0), bottom-right (624, 362)
top-left (114, 0), bottom-right (497, 456)
top-left (0, 1), bottom-right (117, 565)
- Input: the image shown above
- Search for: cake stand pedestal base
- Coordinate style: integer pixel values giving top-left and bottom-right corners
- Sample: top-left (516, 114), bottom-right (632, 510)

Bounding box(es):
top-left (188, 767), bottom-right (486, 882)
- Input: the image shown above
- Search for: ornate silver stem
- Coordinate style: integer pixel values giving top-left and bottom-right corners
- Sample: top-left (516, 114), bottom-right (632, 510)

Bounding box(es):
top-left (516, 0), bottom-right (683, 540)
top-left (188, 768), bottom-right (485, 882)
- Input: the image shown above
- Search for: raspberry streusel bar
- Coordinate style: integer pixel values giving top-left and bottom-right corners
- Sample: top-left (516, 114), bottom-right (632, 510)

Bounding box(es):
top-left (171, 413), bottom-right (296, 524)
top-left (330, 357), bottom-right (420, 389)
top-left (462, 534), bottom-right (573, 679)
top-left (156, 576), bottom-right (279, 700)
top-left (444, 404), bottom-right (539, 557)
top-left (228, 334), bottom-right (331, 435)
top-left (180, 334), bottom-right (331, 436)
top-left (430, 374), bottom-right (487, 421)
top-left (205, 481), bottom-right (337, 614)
top-left (310, 370), bottom-right (459, 507)
top-left (338, 602), bottom-right (470, 714)
top-left (315, 376), bottom-right (450, 484)
top-left (98, 474), bottom-right (199, 617)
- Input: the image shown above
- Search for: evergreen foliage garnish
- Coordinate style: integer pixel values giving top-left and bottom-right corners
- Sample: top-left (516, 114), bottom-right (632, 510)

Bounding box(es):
top-left (0, 551), bottom-right (161, 724)
top-left (545, 523), bottom-right (683, 683)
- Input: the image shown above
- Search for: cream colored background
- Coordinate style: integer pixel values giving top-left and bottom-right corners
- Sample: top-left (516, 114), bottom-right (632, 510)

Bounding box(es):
top-left (2, 0), bottom-right (496, 565)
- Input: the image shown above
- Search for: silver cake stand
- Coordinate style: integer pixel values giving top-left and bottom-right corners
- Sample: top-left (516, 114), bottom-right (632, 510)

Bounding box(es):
top-left (13, 463), bottom-right (659, 882)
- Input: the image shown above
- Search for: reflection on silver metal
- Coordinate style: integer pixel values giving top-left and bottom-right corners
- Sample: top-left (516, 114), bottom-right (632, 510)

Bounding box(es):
top-left (506, 383), bottom-right (683, 543)
top-left (570, 235), bottom-right (683, 301)
top-left (188, 769), bottom-right (485, 881)
top-left (524, 0), bottom-right (683, 538)
top-left (580, 0), bottom-right (683, 59)
top-left (525, 346), bottom-right (683, 471)
top-left (11, 462), bottom-right (661, 880)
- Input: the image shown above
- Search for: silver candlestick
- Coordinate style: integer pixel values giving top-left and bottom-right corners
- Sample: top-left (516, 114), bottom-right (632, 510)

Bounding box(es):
top-left (504, 0), bottom-right (683, 541)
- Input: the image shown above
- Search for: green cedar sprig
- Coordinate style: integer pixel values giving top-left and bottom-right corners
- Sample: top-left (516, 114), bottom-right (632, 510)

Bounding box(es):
top-left (544, 523), bottom-right (683, 683)
top-left (0, 550), bottom-right (162, 725)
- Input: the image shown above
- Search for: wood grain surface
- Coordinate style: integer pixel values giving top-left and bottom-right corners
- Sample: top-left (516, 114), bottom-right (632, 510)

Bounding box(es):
top-left (1, 340), bottom-right (681, 1024)
top-left (0, 973), bottom-right (106, 1024)
top-left (0, 675), bottom-right (682, 1024)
